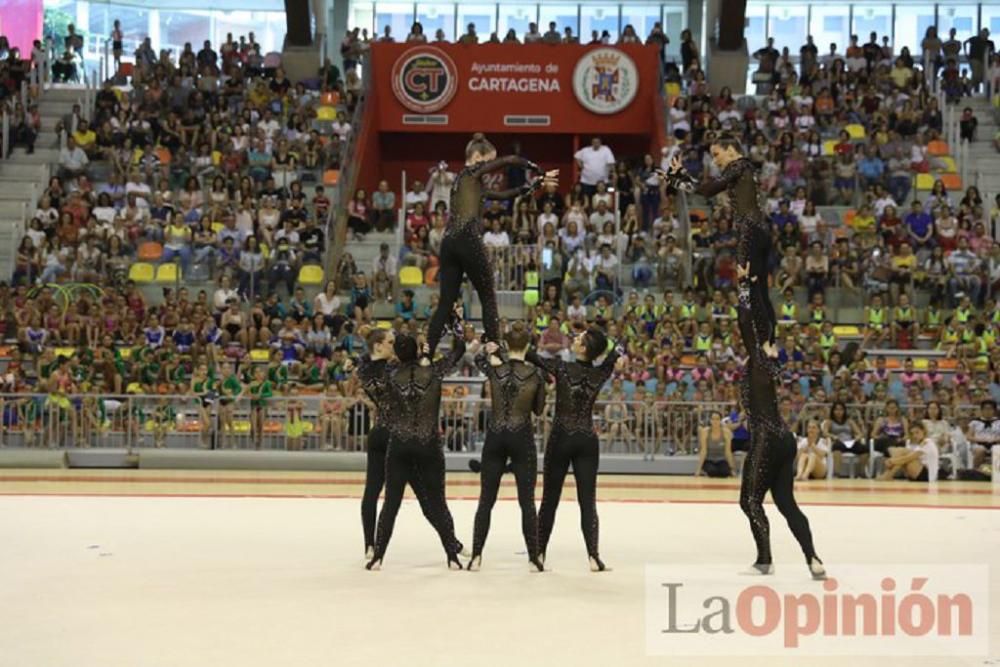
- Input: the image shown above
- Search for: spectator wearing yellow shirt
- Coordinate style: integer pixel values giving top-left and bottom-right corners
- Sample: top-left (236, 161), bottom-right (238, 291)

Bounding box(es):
top-left (849, 204), bottom-right (877, 243)
top-left (889, 241), bottom-right (917, 303)
top-left (72, 119), bottom-right (98, 158)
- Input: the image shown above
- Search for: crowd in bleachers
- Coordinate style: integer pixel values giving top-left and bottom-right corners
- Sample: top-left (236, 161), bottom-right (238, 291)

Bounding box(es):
top-left (2, 21), bottom-right (1000, 479)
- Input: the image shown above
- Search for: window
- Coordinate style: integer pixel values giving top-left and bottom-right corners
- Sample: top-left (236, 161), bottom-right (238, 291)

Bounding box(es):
top-left (621, 4), bottom-right (662, 43)
top-left (810, 5), bottom-right (850, 55)
top-left (662, 4), bottom-right (686, 57)
top-left (416, 3), bottom-right (456, 41)
top-left (498, 4), bottom-right (535, 40)
top-left (456, 3), bottom-right (496, 40)
top-left (374, 2), bottom-right (415, 41)
top-left (938, 4), bottom-right (980, 43)
top-left (767, 4), bottom-right (807, 53)
top-left (895, 3), bottom-right (937, 54)
top-left (744, 2), bottom-right (767, 55)
top-left (580, 5), bottom-right (619, 42)
top-left (159, 10), bottom-right (212, 55)
top-left (350, 1), bottom-right (376, 33)
top-left (985, 5), bottom-right (1000, 38)
top-left (852, 4), bottom-right (893, 43)
top-left (539, 4), bottom-right (579, 39)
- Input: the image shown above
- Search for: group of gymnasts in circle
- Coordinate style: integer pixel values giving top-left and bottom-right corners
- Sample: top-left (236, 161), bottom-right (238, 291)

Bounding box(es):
top-left (352, 132), bottom-right (827, 579)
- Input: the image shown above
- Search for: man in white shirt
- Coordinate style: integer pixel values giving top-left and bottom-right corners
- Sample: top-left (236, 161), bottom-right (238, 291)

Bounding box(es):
top-left (58, 137), bottom-right (89, 180)
top-left (574, 137), bottom-right (615, 197)
top-left (523, 23), bottom-right (542, 43)
top-left (331, 111), bottom-right (352, 141)
top-left (124, 171), bottom-right (152, 208)
top-left (258, 109), bottom-right (282, 140)
top-left (404, 181), bottom-right (429, 212)
top-left (482, 219), bottom-right (511, 248)
top-left (967, 400), bottom-right (1000, 467)
top-left (593, 244), bottom-right (619, 291)
top-left (536, 201), bottom-right (558, 235)
top-left (588, 199), bottom-right (615, 234)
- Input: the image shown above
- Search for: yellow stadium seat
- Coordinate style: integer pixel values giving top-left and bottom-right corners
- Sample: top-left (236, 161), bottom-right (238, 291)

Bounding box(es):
top-left (940, 173), bottom-right (962, 190)
top-left (376, 320), bottom-right (393, 329)
top-left (211, 222), bottom-right (224, 234)
top-left (54, 347), bottom-right (76, 358)
top-left (937, 156), bottom-right (957, 173)
top-left (845, 124), bottom-right (866, 140)
top-left (232, 420), bottom-right (252, 434)
top-left (832, 325), bottom-right (861, 336)
top-left (915, 173), bottom-right (935, 190)
top-left (302, 421), bottom-right (315, 434)
top-left (316, 106), bottom-right (337, 121)
top-left (822, 139), bottom-right (838, 156)
top-left (155, 263), bottom-right (180, 283)
top-left (927, 140), bottom-right (950, 156)
top-left (250, 349), bottom-right (270, 362)
top-left (664, 82), bottom-right (681, 99)
top-left (399, 266), bottom-right (423, 286)
top-left (118, 347), bottom-right (133, 358)
top-left (129, 262), bottom-right (155, 283)
top-left (298, 265), bottom-right (324, 285)
top-left (913, 358), bottom-right (930, 370)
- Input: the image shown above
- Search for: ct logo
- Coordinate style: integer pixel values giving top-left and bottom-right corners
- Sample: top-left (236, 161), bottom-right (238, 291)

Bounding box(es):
top-left (391, 47), bottom-right (459, 113)
top-left (572, 47), bottom-right (639, 115)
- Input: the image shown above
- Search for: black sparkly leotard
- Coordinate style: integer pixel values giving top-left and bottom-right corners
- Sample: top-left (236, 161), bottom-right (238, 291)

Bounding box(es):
top-left (672, 158), bottom-right (819, 567)
top-left (668, 157), bottom-right (777, 341)
top-left (470, 350), bottom-right (546, 568)
top-left (356, 356), bottom-right (461, 555)
top-left (367, 332), bottom-right (466, 567)
top-left (526, 348), bottom-right (619, 568)
top-left (426, 155), bottom-right (540, 355)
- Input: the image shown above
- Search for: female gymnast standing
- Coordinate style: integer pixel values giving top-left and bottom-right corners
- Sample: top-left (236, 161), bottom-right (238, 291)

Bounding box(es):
top-left (426, 133), bottom-right (557, 354)
top-left (526, 328), bottom-right (622, 572)
top-left (364, 311), bottom-right (466, 571)
top-left (354, 328), bottom-right (463, 561)
top-left (665, 133), bottom-right (826, 578)
top-left (468, 322), bottom-right (546, 572)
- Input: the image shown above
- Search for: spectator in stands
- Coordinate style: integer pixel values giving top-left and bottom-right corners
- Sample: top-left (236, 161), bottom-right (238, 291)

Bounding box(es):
top-left (967, 399), bottom-right (1000, 467)
top-left (574, 137), bottom-right (615, 198)
top-left (459, 23), bottom-right (479, 45)
top-left (695, 411), bottom-right (735, 477)
top-left (965, 29), bottom-right (995, 91)
top-left (57, 137), bottom-right (90, 184)
top-left (796, 420), bottom-right (829, 480)
top-left (947, 236), bottom-right (982, 306)
top-left (372, 243), bottom-right (397, 302)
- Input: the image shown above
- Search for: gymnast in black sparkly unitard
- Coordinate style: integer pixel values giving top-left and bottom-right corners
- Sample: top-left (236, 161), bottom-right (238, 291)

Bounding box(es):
top-left (526, 327), bottom-right (621, 572)
top-left (468, 322), bottom-right (546, 572)
top-left (364, 314), bottom-right (466, 571)
top-left (355, 329), bottom-right (463, 561)
top-left (666, 134), bottom-right (826, 579)
top-left (426, 134), bottom-right (556, 355)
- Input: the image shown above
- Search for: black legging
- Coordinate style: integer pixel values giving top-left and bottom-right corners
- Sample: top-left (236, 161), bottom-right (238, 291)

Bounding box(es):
top-left (426, 224), bottom-right (500, 355)
top-left (369, 436), bottom-right (460, 564)
top-left (738, 429), bottom-right (818, 565)
top-left (537, 426), bottom-right (601, 559)
top-left (361, 425), bottom-right (453, 551)
top-left (471, 425), bottom-right (539, 561)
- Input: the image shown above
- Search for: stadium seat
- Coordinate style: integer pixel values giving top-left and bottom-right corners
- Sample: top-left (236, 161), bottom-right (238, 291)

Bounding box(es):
top-left (399, 266), bottom-right (423, 286)
top-left (915, 173), bottom-right (935, 190)
top-left (845, 124), bottom-right (866, 140)
top-left (937, 156), bottom-right (957, 173)
top-left (232, 421), bottom-right (251, 434)
top-left (155, 263), bottom-right (180, 283)
top-left (927, 140), bottom-right (950, 156)
top-left (822, 139), bottom-right (838, 156)
top-left (250, 349), bottom-right (270, 362)
top-left (842, 209), bottom-right (856, 227)
top-left (54, 347), bottom-right (76, 358)
top-left (832, 325), bottom-right (861, 336)
top-left (316, 106), bottom-right (337, 121)
top-left (117, 63), bottom-right (134, 78)
top-left (211, 222), bottom-right (224, 234)
top-left (154, 147), bottom-right (172, 165)
top-left (323, 170), bottom-right (340, 185)
top-left (376, 320), bottom-right (393, 329)
top-left (424, 265), bottom-right (439, 285)
top-left (940, 173), bottom-right (962, 190)
top-left (298, 265), bottom-right (324, 285)
top-left (137, 242), bottom-right (163, 262)
top-left (320, 91), bottom-right (340, 106)
top-left (664, 82), bottom-right (681, 99)
top-left (128, 262), bottom-right (155, 283)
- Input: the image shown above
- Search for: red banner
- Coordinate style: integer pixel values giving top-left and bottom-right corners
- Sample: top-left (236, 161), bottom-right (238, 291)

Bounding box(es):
top-left (371, 43), bottom-right (664, 135)
top-left (0, 0), bottom-right (43, 55)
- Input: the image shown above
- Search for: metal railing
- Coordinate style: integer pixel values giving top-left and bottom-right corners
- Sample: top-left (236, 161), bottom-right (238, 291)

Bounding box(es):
top-left (0, 393), bottom-right (983, 458)
top-left (485, 245), bottom-right (542, 291)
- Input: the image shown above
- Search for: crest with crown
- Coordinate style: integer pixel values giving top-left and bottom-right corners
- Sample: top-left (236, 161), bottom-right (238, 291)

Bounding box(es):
top-left (591, 51), bottom-right (621, 70)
